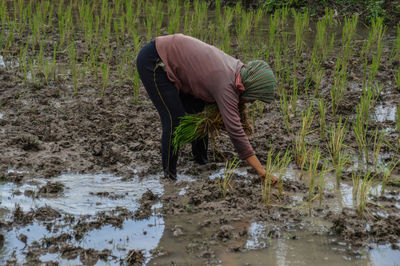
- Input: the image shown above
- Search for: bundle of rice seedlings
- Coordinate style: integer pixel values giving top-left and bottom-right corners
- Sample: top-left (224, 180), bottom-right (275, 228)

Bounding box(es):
top-left (173, 102), bottom-right (253, 153)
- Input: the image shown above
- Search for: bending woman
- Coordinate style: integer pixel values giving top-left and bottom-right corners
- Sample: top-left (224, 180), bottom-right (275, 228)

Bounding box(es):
top-left (136, 34), bottom-right (276, 181)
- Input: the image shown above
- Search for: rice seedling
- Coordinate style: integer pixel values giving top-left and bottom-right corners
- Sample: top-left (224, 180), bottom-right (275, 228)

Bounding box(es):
top-left (261, 148), bottom-right (290, 205)
top-left (389, 23), bottom-right (400, 62)
top-left (395, 68), bottom-right (400, 92)
top-left (273, 38), bottom-right (282, 73)
top-left (133, 68), bottom-right (140, 102)
top-left (307, 147), bottom-right (321, 215)
top-left (193, 0), bottom-right (207, 39)
top-left (262, 149), bottom-right (274, 206)
top-left (367, 39), bottom-right (384, 87)
top-left (279, 87), bottom-right (291, 133)
top-left (336, 151), bottom-right (351, 186)
top-left (353, 106), bottom-right (369, 168)
top-left (218, 157), bottom-right (239, 199)
top-left (327, 117), bottom-right (347, 167)
top-left (266, 10), bottom-right (279, 60)
top-left (0, 0), bottom-right (6, 26)
top-left (294, 105), bottom-right (314, 167)
top-left (173, 103), bottom-right (252, 153)
top-left (236, 10), bottom-right (253, 54)
top-left (330, 56), bottom-right (348, 117)
top-left (318, 98), bottom-right (326, 140)
top-left (292, 8), bottom-right (310, 58)
top-left (168, 0), bottom-right (181, 34)
top-left (327, 117), bottom-right (351, 184)
top-left (312, 68), bottom-right (325, 97)
top-left (183, 0), bottom-right (191, 34)
top-left (219, 6), bottom-right (234, 54)
top-left (379, 159), bottom-right (400, 194)
top-left (144, 4), bottom-right (155, 40)
top-left (361, 17), bottom-right (385, 60)
top-left (372, 128), bottom-right (384, 171)
top-left (341, 14), bottom-right (358, 62)
top-left (291, 76), bottom-right (298, 119)
top-left (100, 62), bottom-right (110, 97)
top-left (68, 42), bottom-right (78, 95)
top-left (352, 171), bottom-right (360, 203)
top-left (276, 149), bottom-right (292, 200)
top-left (317, 162), bottom-right (327, 207)
top-left (357, 171), bottom-right (375, 218)
top-left (397, 101), bottom-right (400, 132)
top-left (313, 10), bottom-right (332, 61)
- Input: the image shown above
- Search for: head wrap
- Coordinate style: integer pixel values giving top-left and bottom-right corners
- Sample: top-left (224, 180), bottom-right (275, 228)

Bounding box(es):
top-left (239, 60), bottom-right (276, 103)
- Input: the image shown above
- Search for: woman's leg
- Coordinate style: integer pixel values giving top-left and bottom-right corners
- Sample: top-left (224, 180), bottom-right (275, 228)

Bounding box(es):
top-left (179, 92), bottom-right (209, 164)
top-left (136, 40), bottom-right (185, 180)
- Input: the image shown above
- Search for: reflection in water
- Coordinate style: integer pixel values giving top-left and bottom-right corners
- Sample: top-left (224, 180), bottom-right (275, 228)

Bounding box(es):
top-left (0, 173), bottom-right (165, 264)
top-left (1, 173), bottom-right (164, 215)
top-left (238, 222), bottom-right (400, 266)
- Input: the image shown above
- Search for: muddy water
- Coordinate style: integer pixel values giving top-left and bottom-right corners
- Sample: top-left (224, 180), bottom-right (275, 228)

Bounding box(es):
top-left (373, 103), bottom-right (397, 123)
top-left (220, 226), bottom-right (400, 266)
top-left (0, 173), bottom-right (165, 264)
top-left (1, 170), bottom-right (399, 265)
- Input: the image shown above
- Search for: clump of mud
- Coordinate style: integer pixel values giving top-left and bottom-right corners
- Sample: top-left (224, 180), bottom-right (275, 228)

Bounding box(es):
top-left (134, 189), bottom-right (159, 220)
top-left (38, 181), bottom-right (64, 197)
top-left (89, 191), bottom-right (125, 199)
top-left (125, 249), bottom-right (145, 265)
top-left (12, 204), bottom-right (61, 225)
top-left (331, 207), bottom-right (400, 247)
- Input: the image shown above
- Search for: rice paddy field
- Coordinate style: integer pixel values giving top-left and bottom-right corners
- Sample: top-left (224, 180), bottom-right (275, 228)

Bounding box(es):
top-left (0, 0), bottom-right (399, 265)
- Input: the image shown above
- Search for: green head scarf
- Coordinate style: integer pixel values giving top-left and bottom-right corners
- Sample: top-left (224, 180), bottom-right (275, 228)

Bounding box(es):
top-left (240, 60), bottom-right (276, 103)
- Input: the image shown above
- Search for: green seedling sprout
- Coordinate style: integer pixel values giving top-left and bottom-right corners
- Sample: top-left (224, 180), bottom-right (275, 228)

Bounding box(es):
top-left (389, 23), bottom-right (400, 63)
top-left (372, 128), bottom-right (385, 171)
top-left (100, 62), bottom-right (110, 97)
top-left (294, 105), bottom-right (314, 167)
top-left (358, 171), bottom-right (375, 218)
top-left (307, 147), bottom-right (321, 216)
top-left (291, 76), bottom-right (298, 119)
top-left (380, 159), bottom-right (400, 195)
top-left (292, 8), bottom-right (310, 58)
top-left (327, 116), bottom-right (349, 184)
top-left (276, 149), bottom-right (292, 200)
top-left (318, 161), bottom-right (327, 207)
top-left (262, 149), bottom-right (275, 206)
top-left (218, 157), bottom-right (239, 199)
top-left (397, 101), bottom-right (400, 132)
top-left (279, 86), bottom-right (291, 134)
top-left (318, 98), bottom-right (326, 140)
top-left (395, 68), bottom-right (400, 92)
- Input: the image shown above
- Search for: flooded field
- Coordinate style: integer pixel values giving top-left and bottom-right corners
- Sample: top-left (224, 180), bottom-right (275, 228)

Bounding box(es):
top-left (1, 169), bottom-right (399, 265)
top-left (0, 0), bottom-right (400, 265)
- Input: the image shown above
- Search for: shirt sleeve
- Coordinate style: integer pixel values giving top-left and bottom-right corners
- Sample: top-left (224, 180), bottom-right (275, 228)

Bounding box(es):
top-left (213, 85), bottom-right (255, 160)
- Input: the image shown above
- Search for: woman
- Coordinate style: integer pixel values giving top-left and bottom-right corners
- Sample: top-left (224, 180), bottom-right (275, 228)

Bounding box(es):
top-left (136, 34), bottom-right (276, 181)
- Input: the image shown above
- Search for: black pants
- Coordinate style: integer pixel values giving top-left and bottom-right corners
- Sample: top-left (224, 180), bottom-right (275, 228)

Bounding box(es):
top-left (136, 40), bottom-right (208, 179)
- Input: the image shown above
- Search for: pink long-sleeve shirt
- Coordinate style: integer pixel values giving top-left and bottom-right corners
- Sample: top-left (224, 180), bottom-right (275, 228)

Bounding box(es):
top-left (155, 34), bottom-right (254, 160)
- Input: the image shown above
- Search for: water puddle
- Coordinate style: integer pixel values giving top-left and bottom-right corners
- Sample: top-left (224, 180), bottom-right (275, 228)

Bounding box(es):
top-left (0, 55), bottom-right (5, 68)
top-left (227, 221), bottom-right (400, 266)
top-left (373, 104), bottom-right (397, 122)
top-left (0, 173), bottom-right (165, 264)
top-left (1, 173), bottom-right (164, 215)
top-left (209, 167), bottom-right (249, 180)
top-left (0, 55), bottom-right (19, 69)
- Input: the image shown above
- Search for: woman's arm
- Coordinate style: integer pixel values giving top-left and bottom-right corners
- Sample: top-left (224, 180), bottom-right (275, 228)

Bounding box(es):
top-left (246, 154), bottom-right (278, 183)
